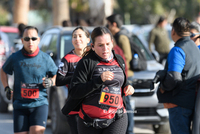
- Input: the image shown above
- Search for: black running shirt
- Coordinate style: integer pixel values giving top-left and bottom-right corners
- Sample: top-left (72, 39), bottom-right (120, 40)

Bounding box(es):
top-left (80, 58), bottom-right (125, 119)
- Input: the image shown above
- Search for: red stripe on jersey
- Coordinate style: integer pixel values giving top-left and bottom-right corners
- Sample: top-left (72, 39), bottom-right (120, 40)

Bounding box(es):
top-left (80, 97), bottom-right (124, 119)
top-left (97, 59), bottom-right (120, 67)
top-left (64, 54), bottom-right (81, 63)
top-left (68, 111), bottom-right (79, 115)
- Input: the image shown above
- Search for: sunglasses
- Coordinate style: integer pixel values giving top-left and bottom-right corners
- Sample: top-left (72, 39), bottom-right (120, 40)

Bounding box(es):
top-left (23, 37), bottom-right (38, 41)
top-left (190, 33), bottom-right (200, 38)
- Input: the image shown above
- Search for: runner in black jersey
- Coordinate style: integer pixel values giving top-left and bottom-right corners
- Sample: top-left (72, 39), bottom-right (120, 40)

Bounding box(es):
top-left (56, 26), bottom-right (90, 134)
top-left (61, 27), bottom-right (134, 134)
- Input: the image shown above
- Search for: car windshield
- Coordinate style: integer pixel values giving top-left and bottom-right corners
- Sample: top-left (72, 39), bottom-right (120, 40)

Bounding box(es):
top-left (60, 34), bottom-right (73, 58)
top-left (132, 35), bottom-right (154, 61)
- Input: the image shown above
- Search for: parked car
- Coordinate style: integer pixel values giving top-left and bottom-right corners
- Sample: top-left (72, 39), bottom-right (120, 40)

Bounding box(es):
top-left (0, 26), bottom-right (18, 113)
top-left (0, 26), bottom-right (19, 52)
top-left (39, 25), bottom-right (169, 134)
top-left (123, 25), bottom-right (170, 133)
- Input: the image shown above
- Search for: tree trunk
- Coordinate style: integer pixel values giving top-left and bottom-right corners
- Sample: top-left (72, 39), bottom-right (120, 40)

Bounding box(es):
top-left (13, 0), bottom-right (30, 25)
top-left (52, 0), bottom-right (70, 26)
top-left (88, 0), bottom-right (114, 25)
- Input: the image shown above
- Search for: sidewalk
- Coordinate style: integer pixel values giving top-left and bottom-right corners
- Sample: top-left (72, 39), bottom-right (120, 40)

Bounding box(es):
top-left (134, 124), bottom-right (154, 134)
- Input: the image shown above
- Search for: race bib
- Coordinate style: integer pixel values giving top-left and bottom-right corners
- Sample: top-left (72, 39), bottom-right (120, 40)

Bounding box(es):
top-left (21, 83), bottom-right (39, 99)
top-left (99, 85), bottom-right (121, 107)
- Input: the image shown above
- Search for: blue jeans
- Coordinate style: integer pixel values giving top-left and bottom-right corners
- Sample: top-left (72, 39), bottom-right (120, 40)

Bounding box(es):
top-left (125, 95), bottom-right (134, 134)
top-left (168, 106), bottom-right (193, 134)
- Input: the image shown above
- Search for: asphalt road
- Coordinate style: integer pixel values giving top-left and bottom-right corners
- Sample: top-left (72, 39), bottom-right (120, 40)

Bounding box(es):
top-left (0, 104), bottom-right (155, 134)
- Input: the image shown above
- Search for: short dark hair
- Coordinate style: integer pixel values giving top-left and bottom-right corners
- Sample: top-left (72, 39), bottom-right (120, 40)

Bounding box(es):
top-left (172, 17), bottom-right (190, 37)
top-left (62, 20), bottom-right (72, 27)
top-left (106, 14), bottom-right (123, 28)
top-left (190, 21), bottom-right (200, 32)
top-left (72, 26), bottom-right (90, 38)
top-left (156, 16), bottom-right (166, 26)
top-left (22, 26), bottom-right (38, 36)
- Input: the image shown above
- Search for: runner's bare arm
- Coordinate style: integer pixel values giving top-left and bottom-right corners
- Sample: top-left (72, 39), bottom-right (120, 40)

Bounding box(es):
top-left (0, 68), bottom-right (9, 88)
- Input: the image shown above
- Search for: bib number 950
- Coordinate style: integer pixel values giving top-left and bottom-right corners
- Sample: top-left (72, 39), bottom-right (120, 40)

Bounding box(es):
top-left (99, 92), bottom-right (121, 107)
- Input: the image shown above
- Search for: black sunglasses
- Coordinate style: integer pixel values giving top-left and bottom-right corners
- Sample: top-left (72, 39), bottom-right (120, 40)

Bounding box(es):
top-left (23, 37), bottom-right (38, 41)
top-left (190, 33), bottom-right (200, 38)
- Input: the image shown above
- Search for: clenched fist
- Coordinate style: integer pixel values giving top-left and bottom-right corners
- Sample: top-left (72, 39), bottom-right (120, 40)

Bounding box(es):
top-left (124, 85), bottom-right (134, 96)
top-left (101, 71), bottom-right (114, 82)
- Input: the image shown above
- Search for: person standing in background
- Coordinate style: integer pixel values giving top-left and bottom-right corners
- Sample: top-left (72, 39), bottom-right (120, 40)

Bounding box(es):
top-left (112, 38), bottom-right (128, 77)
top-left (106, 14), bottom-right (133, 77)
top-left (62, 20), bottom-right (72, 27)
top-left (195, 15), bottom-right (200, 24)
top-left (106, 14), bottom-right (134, 134)
top-left (155, 17), bottom-right (200, 134)
top-left (56, 26), bottom-right (90, 134)
top-left (190, 21), bottom-right (200, 49)
top-left (148, 16), bottom-right (170, 65)
top-left (189, 21), bottom-right (200, 134)
top-left (0, 35), bottom-right (6, 68)
top-left (14, 23), bottom-right (26, 51)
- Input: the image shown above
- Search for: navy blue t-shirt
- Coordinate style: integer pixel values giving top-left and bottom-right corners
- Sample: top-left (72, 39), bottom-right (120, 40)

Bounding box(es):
top-left (2, 50), bottom-right (58, 109)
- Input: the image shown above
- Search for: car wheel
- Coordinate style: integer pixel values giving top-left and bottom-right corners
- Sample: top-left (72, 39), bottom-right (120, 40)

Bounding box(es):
top-left (50, 91), bottom-right (70, 134)
top-left (0, 92), bottom-right (8, 113)
top-left (153, 121), bottom-right (170, 134)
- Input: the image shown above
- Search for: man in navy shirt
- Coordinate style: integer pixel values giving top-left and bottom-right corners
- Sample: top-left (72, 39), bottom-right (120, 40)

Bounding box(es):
top-left (0, 26), bottom-right (57, 134)
top-left (155, 17), bottom-right (200, 134)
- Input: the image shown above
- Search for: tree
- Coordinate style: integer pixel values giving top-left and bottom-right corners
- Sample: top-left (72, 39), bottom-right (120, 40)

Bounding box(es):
top-left (115, 0), bottom-right (200, 24)
top-left (13, 0), bottom-right (30, 25)
top-left (52, 0), bottom-right (70, 26)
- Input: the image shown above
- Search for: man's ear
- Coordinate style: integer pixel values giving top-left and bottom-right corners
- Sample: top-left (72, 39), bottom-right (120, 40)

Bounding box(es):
top-left (171, 29), bottom-right (175, 36)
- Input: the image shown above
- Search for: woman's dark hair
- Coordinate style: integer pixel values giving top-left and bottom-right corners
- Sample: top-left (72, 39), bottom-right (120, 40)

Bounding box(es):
top-left (172, 17), bottom-right (190, 37)
top-left (91, 26), bottom-right (113, 44)
top-left (82, 26), bottom-right (113, 57)
top-left (72, 26), bottom-right (90, 38)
